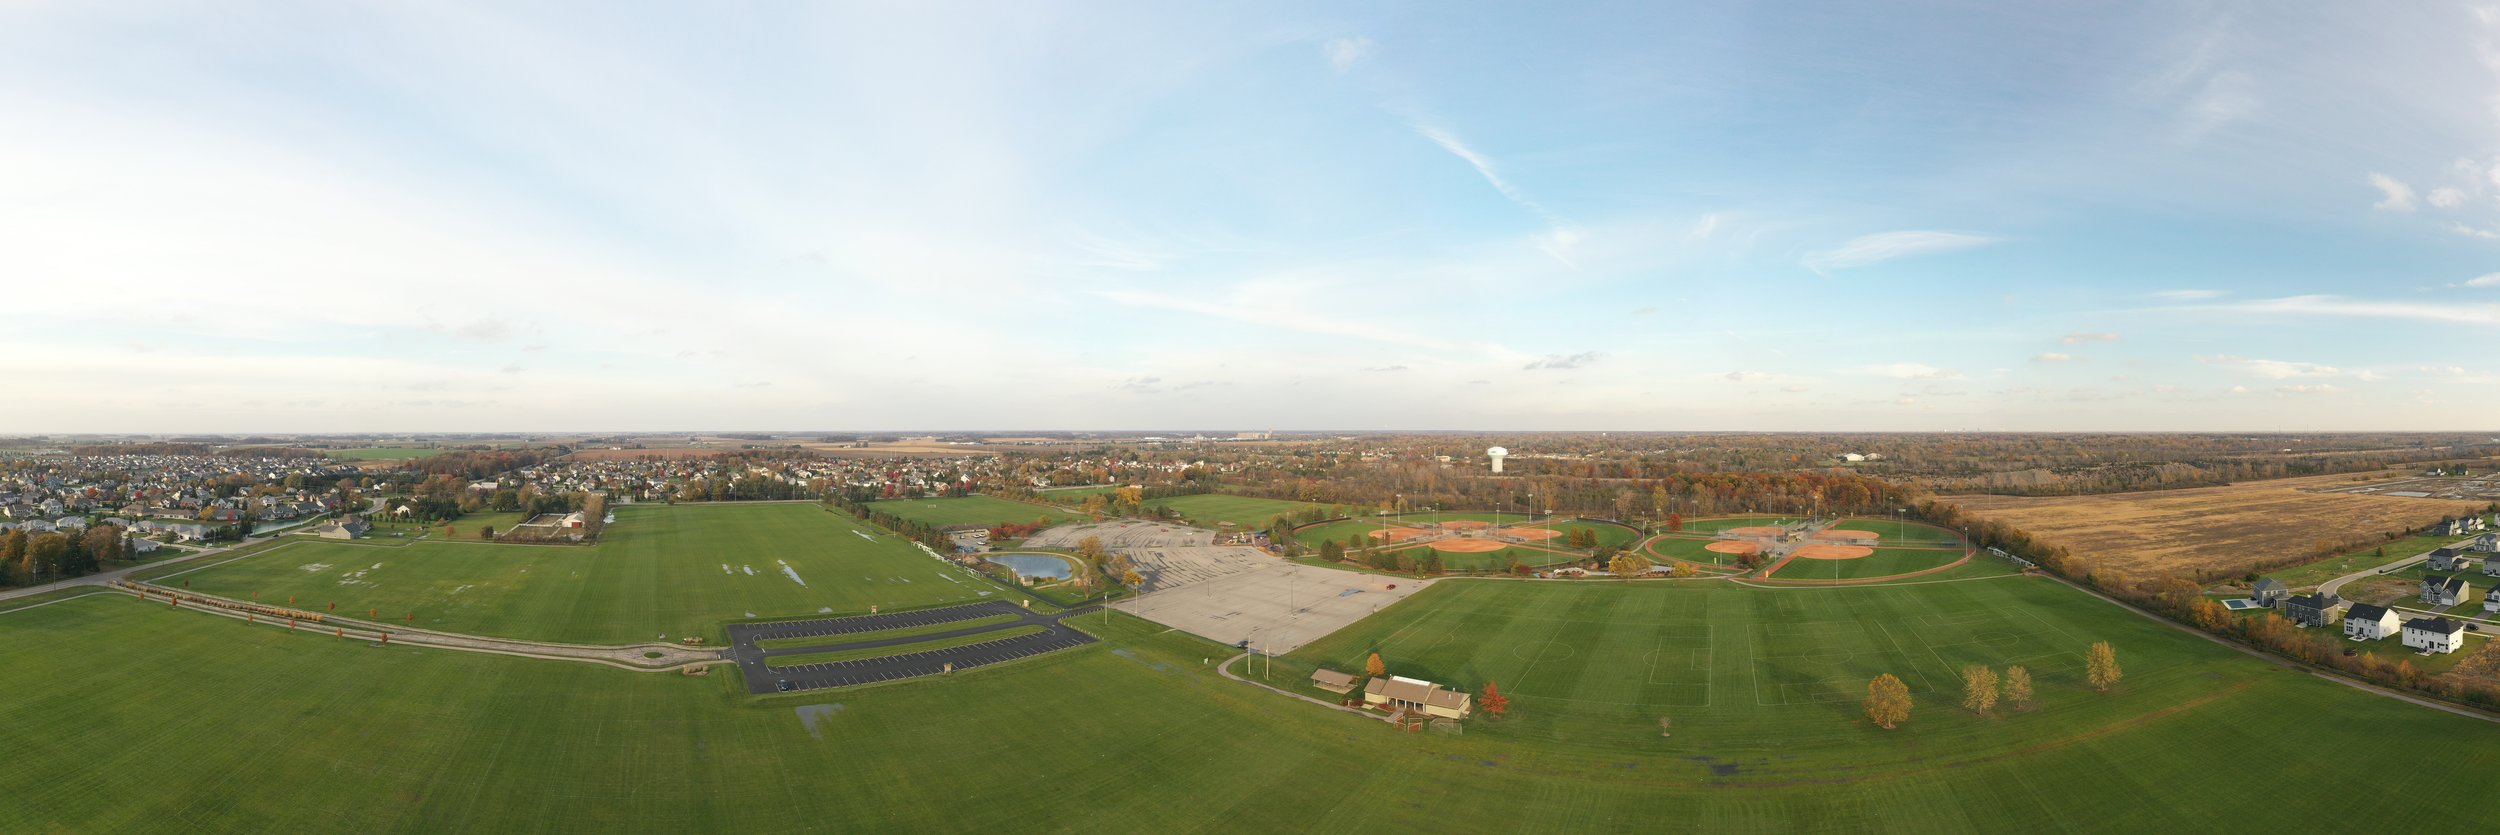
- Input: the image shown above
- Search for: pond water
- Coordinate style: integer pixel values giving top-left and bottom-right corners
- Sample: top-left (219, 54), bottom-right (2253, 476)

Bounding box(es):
top-left (989, 552), bottom-right (1075, 581)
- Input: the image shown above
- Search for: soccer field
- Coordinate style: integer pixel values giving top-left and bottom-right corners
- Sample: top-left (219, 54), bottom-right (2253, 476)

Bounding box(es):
top-left (1142, 494), bottom-right (1325, 529)
top-left (11, 577), bottom-right (2500, 831)
top-left (141, 503), bottom-right (1006, 643)
top-left (866, 495), bottom-right (1075, 528)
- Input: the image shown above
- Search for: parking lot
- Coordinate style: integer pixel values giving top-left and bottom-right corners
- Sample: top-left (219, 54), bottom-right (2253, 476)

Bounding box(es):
top-left (726, 601), bottom-right (1099, 694)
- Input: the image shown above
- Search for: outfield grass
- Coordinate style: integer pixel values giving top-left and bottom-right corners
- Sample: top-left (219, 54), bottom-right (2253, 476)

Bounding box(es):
top-left (1384, 542), bottom-right (1582, 571)
top-left (1143, 494), bottom-right (1325, 529)
top-left (1293, 518), bottom-right (1417, 550)
top-left (1828, 516), bottom-right (1967, 548)
top-left (753, 613), bottom-right (1022, 649)
top-left (765, 626), bottom-right (1048, 667)
top-left (1767, 546), bottom-right (1974, 581)
top-left (1675, 515), bottom-right (1801, 533)
top-left (1532, 519), bottom-right (1641, 550)
top-left (867, 496), bottom-right (1075, 528)
top-left (1384, 510), bottom-right (1538, 526)
top-left (1642, 534), bottom-right (1746, 566)
top-left (144, 503), bottom-right (1009, 643)
top-left (17, 578), bottom-right (2500, 830)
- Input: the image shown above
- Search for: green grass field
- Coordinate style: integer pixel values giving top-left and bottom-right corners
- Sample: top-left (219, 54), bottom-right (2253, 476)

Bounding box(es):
top-left (1642, 534), bottom-right (1746, 566)
top-left (1674, 515), bottom-right (1800, 533)
top-left (141, 504), bottom-right (1007, 643)
top-left (1767, 546), bottom-right (1973, 581)
top-left (1827, 516), bottom-right (1967, 548)
top-left (1143, 494), bottom-right (1325, 529)
top-left (867, 496), bottom-right (1075, 528)
top-left (328, 447), bottom-right (448, 460)
top-left (16, 576), bottom-right (2500, 830)
top-left (1292, 518), bottom-right (1416, 549)
top-left (765, 625), bottom-right (1048, 667)
top-left (1383, 541), bottom-right (1582, 571)
top-left (1531, 519), bottom-right (1641, 550)
top-left (1384, 510), bottom-right (1538, 526)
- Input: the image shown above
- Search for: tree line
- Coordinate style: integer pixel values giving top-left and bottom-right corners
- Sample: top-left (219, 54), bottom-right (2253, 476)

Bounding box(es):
top-left (0, 524), bottom-right (126, 588)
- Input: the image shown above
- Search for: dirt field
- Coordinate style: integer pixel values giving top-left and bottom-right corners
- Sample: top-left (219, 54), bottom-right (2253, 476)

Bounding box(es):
top-left (1952, 472), bottom-right (2489, 577)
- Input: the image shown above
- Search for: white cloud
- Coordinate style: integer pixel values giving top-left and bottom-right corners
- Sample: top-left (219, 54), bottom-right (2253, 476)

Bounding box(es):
top-left (1322, 37), bottom-right (1371, 73)
top-left (2430, 186), bottom-right (2468, 208)
top-left (2188, 295), bottom-right (2500, 326)
top-left (2150, 289), bottom-right (2223, 300)
top-left (2275, 384), bottom-right (2340, 395)
top-left (2031, 353), bottom-right (2075, 363)
top-left (2369, 172), bottom-right (2418, 211)
top-left (1723, 370), bottom-right (1770, 382)
top-left (1800, 231), bottom-right (1999, 275)
top-left (2061, 332), bottom-right (2120, 345)
top-left (1094, 289), bottom-right (1457, 350)
top-left (1523, 352), bottom-right (1601, 371)
top-left (2468, 273), bottom-right (2500, 287)
top-left (2197, 354), bottom-right (2341, 379)
top-left (2229, 385), bottom-right (2250, 395)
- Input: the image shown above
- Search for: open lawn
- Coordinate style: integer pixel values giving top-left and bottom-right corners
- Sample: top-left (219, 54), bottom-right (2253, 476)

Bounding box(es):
top-left (1827, 516), bottom-right (1966, 548)
top-left (140, 503), bottom-right (1007, 644)
top-left (1953, 471), bottom-right (2488, 578)
top-left (1643, 535), bottom-right (1749, 567)
top-left (1382, 541), bottom-right (1582, 571)
top-left (1292, 518), bottom-right (1415, 549)
top-left (867, 496), bottom-right (1074, 529)
top-left (13, 574), bottom-right (2500, 829)
top-left (1528, 519), bottom-right (1641, 550)
top-left (1144, 494), bottom-right (1325, 529)
top-left (2268, 533), bottom-right (2481, 591)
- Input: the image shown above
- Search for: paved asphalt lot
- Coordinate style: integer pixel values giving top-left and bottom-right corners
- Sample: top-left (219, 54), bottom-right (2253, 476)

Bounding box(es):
top-left (727, 601), bottom-right (1101, 694)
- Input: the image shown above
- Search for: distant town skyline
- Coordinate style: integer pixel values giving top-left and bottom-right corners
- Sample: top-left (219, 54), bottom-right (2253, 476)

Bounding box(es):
top-left (6, 2), bottom-right (2500, 433)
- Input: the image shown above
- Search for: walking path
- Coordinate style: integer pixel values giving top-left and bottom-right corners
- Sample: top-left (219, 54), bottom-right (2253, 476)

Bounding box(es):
top-left (1216, 651), bottom-right (1394, 724)
top-left (113, 581), bottom-right (725, 670)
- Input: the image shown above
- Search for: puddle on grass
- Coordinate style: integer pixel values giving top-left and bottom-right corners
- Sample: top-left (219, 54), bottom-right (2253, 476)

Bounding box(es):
top-left (795, 703), bottom-right (847, 740)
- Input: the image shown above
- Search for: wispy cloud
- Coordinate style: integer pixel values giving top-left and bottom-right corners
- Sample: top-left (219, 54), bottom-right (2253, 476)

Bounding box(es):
top-left (1800, 231), bottom-right (1998, 275)
top-left (1523, 352), bottom-right (1600, 371)
top-left (2061, 332), bottom-right (2120, 345)
top-left (2197, 354), bottom-right (2341, 379)
top-left (2183, 294), bottom-right (2500, 326)
top-left (1322, 37), bottom-right (1371, 73)
top-left (2466, 273), bottom-right (2500, 288)
top-left (1411, 122), bottom-right (1581, 262)
top-left (2150, 289), bottom-right (2222, 300)
top-left (1095, 289), bottom-right (1456, 349)
top-left (2031, 353), bottom-right (2075, 363)
top-left (2369, 172), bottom-right (2418, 211)
top-left (1863, 362), bottom-right (1955, 380)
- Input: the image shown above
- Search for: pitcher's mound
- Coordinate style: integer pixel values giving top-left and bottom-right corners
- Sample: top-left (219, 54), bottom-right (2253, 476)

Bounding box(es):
top-left (1791, 544), bottom-right (1874, 560)
top-left (1429, 538), bottom-right (1506, 553)
top-left (1704, 541), bottom-right (1761, 556)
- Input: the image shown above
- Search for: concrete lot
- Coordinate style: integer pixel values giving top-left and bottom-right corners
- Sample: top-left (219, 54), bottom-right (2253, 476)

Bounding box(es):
top-left (1112, 561), bottom-right (1434, 654)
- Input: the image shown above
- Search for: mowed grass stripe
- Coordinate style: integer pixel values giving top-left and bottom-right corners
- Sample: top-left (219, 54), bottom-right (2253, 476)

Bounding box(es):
top-left (766, 626), bottom-right (1047, 666)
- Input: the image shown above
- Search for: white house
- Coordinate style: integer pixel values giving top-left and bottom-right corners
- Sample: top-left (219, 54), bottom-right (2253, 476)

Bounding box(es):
top-left (2485, 587), bottom-right (2500, 613)
top-left (2345, 603), bottom-right (2400, 640)
top-left (2402, 616), bottom-right (2466, 654)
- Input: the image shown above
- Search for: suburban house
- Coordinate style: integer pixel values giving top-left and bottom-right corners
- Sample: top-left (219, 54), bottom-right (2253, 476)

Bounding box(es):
top-left (129, 537), bottom-right (162, 555)
top-left (2430, 548), bottom-right (2475, 573)
top-left (314, 516), bottom-right (372, 540)
top-left (2283, 592), bottom-right (2346, 627)
top-left (2345, 603), bottom-right (2400, 640)
top-left (2422, 574), bottom-right (2472, 608)
top-left (2251, 578), bottom-right (2290, 608)
top-left (2435, 516), bottom-right (2490, 536)
top-left (1362, 675), bottom-right (1473, 719)
top-left (2477, 532), bottom-right (2500, 552)
top-left (2401, 616), bottom-right (2467, 654)
top-left (2486, 587), bottom-right (2500, 613)
top-left (2485, 554), bottom-right (2500, 579)
top-left (1309, 669), bottom-right (1358, 695)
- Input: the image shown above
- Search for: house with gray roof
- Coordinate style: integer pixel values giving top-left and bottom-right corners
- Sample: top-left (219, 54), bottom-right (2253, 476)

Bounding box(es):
top-left (2422, 574), bottom-right (2472, 608)
top-left (2251, 577), bottom-right (2290, 608)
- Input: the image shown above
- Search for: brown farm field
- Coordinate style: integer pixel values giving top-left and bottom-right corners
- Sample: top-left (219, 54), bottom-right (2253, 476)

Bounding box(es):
top-left (1951, 471), bottom-right (2488, 578)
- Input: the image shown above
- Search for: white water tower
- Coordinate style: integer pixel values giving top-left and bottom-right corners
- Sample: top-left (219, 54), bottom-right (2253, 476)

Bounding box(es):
top-left (1486, 446), bottom-right (1508, 474)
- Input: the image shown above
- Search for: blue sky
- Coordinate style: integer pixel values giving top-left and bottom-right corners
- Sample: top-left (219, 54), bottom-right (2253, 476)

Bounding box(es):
top-left (5, 1), bottom-right (2499, 432)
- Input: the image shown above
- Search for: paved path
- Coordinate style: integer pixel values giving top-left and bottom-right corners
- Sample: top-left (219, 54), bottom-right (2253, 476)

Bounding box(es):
top-left (725, 601), bottom-right (1102, 694)
top-left (113, 581), bottom-right (725, 670)
top-left (1216, 651), bottom-right (1394, 723)
top-left (2317, 535), bottom-right (2479, 598)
